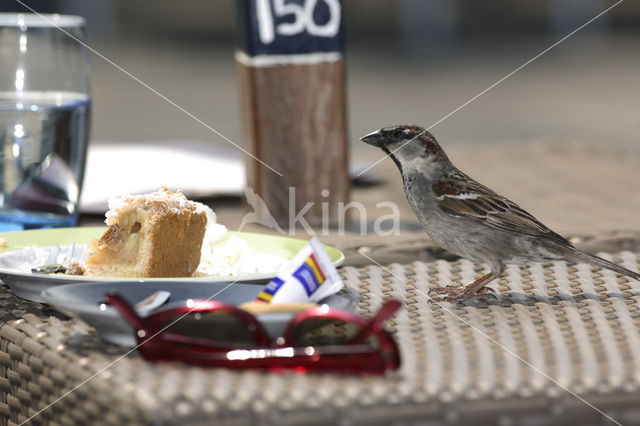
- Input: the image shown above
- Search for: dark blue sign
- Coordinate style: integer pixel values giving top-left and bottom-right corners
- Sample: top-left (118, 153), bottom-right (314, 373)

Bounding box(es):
top-left (237, 0), bottom-right (344, 56)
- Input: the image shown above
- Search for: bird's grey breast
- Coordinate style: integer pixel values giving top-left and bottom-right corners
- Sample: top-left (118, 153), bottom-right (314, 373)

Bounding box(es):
top-left (401, 169), bottom-right (478, 259)
top-left (402, 170), bottom-right (440, 224)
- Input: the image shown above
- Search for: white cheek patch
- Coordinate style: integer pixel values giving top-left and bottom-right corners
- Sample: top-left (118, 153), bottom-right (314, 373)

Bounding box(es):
top-left (402, 157), bottom-right (425, 169)
top-left (396, 155), bottom-right (432, 174)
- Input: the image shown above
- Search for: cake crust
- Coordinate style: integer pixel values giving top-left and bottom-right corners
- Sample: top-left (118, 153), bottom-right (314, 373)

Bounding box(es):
top-left (85, 187), bottom-right (207, 278)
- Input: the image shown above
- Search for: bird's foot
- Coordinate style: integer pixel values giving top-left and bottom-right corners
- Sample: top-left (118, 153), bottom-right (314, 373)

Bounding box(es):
top-left (428, 285), bottom-right (496, 304)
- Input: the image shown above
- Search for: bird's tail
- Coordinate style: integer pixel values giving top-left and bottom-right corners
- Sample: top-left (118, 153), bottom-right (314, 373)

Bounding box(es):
top-left (567, 249), bottom-right (640, 281)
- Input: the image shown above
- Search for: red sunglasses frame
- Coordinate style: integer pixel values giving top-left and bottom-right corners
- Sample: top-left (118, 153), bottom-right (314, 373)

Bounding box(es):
top-left (106, 293), bottom-right (401, 374)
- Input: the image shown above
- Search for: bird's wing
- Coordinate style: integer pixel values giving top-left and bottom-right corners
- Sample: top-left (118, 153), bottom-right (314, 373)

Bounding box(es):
top-left (432, 170), bottom-right (569, 244)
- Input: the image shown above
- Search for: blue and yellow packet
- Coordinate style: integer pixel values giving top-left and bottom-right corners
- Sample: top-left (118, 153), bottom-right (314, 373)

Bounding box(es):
top-left (255, 237), bottom-right (343, 304)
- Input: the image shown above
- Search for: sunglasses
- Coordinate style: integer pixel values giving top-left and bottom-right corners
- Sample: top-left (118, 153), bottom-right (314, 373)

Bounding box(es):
top-left (106, 293), bottom-right (402, 374)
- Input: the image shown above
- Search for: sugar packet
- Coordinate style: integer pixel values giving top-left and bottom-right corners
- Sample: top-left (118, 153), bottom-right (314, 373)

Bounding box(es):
top-left (255, 237), bottom-right (343, 304)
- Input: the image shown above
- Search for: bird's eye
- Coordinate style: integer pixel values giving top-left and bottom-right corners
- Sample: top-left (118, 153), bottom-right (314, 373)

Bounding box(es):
top-left (393, 129), bottom-right (404, 139)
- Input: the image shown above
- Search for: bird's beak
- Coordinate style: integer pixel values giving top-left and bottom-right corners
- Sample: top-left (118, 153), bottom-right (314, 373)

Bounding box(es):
top-left (360, 130), bottom-right (386, 147)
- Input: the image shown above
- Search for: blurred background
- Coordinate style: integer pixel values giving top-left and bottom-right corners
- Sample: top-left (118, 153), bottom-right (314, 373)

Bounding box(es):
top-left (2, 0), bottom-right (639, 243)
top-left (3, 0), bottom-right (639, 153)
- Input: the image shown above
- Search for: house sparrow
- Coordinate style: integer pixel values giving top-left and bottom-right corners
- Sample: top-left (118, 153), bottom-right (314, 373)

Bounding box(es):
top-left (361, 125), bottom-right (640, 303)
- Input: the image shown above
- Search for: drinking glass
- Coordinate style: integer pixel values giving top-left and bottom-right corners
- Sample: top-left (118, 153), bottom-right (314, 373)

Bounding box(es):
top-left (0, 13), bottom-right (90, 231)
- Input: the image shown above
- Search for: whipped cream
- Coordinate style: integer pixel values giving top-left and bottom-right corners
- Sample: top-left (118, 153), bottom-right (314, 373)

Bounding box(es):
top-left (198, 236), bottom-right (261, 276)
top-left (195, 202), bottom-right (262, 276)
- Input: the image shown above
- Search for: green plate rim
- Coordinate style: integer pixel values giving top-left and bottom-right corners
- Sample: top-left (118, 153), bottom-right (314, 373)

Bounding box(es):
top-left (0, 227), bottom-right (344, 282)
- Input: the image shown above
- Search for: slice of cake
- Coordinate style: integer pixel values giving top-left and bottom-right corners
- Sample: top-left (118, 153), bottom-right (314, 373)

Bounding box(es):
top-left (84, 187), bottom-right (207, 278)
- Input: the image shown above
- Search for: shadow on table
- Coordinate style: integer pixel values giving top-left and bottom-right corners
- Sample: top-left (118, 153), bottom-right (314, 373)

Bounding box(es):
top-left (447, 290), bottom-right (639, 310)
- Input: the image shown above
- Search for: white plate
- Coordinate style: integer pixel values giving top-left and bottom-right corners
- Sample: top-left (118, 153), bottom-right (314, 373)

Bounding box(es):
top-left (42, 281), bottom-right (359, 347)
top-left (0, 227), bottom-right (345, 302)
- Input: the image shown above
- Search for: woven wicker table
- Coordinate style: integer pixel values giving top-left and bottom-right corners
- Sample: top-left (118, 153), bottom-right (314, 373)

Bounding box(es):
top-left (1, 251), bottom-right (640, 426)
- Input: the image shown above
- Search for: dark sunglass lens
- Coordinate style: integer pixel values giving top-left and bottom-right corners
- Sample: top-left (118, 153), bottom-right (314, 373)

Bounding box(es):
top-left (163, 311), bottom-right (258, 347)
top-left (291, 319), bottom-right (369, 347)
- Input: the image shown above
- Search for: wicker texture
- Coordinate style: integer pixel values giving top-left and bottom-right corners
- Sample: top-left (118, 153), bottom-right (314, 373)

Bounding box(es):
top-left (1, 253), bottom-right (640, 425)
